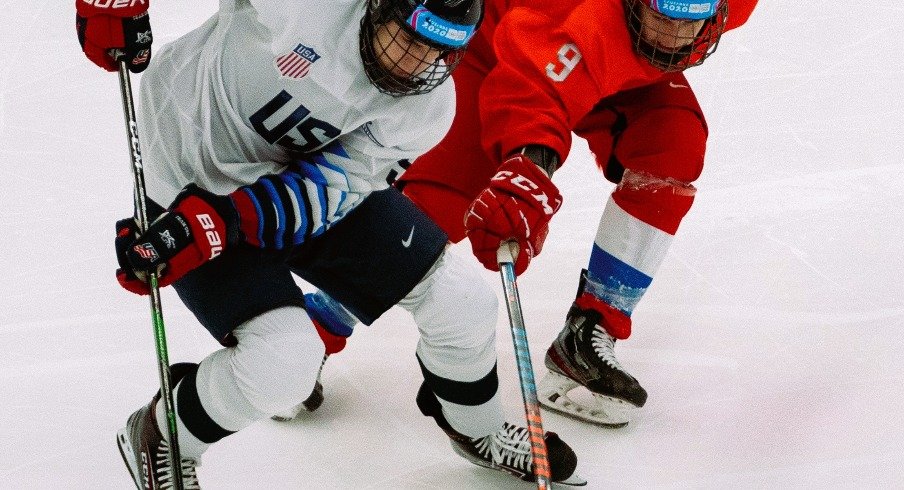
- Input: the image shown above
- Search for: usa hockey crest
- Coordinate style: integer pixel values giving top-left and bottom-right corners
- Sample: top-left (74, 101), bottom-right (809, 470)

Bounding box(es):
top-left (275, 44), bottom-right (321, 79)
top-left (132, 243), bottom-right (159, 262)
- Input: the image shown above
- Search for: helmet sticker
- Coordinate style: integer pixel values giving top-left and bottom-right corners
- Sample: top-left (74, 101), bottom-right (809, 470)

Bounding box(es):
top-left (651, 0), bottom-right (718, 20)
top-left (407, 5), bottom-right (476, 48)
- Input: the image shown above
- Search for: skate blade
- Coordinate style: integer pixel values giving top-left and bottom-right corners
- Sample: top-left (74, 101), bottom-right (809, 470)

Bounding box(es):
top-left (538, 371), bottom-right (632, 428)
top-left (555, 472), bottom-right (588, 486)
top-left (270, 414), bottom-right (297, 422)
top-left (116, 428), bottom-right (142, 490)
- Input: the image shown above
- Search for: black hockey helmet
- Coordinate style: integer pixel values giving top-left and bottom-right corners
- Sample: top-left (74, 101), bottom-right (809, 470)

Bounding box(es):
top-left (361, 0), bottom-right (484, 96)
top-left (625, 0), bottom-right (728, 72)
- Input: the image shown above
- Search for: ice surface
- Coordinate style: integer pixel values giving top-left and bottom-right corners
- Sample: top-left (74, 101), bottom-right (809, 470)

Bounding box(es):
top-left (1, 2), bottom-right (902, 488)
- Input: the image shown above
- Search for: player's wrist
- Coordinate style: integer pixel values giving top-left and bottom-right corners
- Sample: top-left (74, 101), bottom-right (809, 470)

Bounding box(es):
top-left (511, 145), bottom-right (559, 178)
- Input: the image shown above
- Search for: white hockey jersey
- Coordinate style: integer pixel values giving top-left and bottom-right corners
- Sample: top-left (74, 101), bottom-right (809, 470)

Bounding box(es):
top-left (137, 0), bottom-right (455, 227)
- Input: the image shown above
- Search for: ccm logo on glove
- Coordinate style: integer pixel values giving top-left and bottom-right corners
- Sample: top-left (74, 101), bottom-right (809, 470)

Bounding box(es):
top-left (492, 170), bottom-right (558, 216)
top-left (465, 154), bottom-right (563, 275)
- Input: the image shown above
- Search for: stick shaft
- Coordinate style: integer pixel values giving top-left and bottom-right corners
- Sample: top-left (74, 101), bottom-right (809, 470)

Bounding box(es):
top-left (117, 62), bottom-right (184, 490)
top-left (497, 246), bottom-right (552, 489)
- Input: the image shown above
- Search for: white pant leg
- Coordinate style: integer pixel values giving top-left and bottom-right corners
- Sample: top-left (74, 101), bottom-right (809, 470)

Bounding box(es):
top-left (399, 250), bottom-right (504, 438)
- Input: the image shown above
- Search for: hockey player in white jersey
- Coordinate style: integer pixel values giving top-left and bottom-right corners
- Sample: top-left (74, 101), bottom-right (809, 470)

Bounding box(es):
top-left (75, 0), bottom-right (585, 487)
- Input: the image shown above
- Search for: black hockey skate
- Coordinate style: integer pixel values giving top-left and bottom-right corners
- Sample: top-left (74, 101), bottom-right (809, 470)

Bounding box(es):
top-left (417, 384), bottom-right (586, 486)
top-left (271, 354), bottom-right (327, 421)
top-left (539, 297), bottom-right (647, 427)
top-left (117, 396), bottom-right (201, 489)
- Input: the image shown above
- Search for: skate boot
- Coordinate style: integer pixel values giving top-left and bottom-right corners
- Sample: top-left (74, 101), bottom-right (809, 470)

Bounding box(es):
top-left (539, 294), bottom-right (647, 427)
top-left (117, 396), bottom-right (201, 489)
top-left (417, 384), bottom-right (586, 486)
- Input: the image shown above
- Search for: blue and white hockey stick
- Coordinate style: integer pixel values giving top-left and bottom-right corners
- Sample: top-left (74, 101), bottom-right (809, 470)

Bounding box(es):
top-left (497, 243), bottom-right (552, 490)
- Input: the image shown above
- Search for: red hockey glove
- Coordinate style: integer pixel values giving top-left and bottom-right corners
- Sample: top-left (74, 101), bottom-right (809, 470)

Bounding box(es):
top-left (75, 0), bottom-right (152, 73)
top-left (465, 154), bottom-right (563, 276)
top-left (115, 185), bottom-right (240, 295)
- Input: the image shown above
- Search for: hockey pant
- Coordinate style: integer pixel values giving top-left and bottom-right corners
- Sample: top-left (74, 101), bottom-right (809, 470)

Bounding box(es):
top-left (156, 250), bottom-right (502, 457)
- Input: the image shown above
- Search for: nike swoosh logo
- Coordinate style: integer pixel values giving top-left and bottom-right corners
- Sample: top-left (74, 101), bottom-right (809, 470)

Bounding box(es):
top-left (669, 81), bottom-right (689, 89)
top-left (402, 226), bottom-right (415, 248)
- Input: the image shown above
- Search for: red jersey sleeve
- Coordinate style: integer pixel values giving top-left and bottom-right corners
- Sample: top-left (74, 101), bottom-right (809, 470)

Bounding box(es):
top-left (479, 6), bottom-right (598, 164)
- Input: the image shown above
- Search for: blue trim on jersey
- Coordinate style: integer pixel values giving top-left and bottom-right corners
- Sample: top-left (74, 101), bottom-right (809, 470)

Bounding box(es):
top-left (311, 151), bottom-right (351, 219)
top-left (281, 172), bottom-right (308, 245)
top-left (241, 188), bottom-right (266, 247)
top-left (261, 179), bottom-right (287, 249)
top-left (587, 245), bottom-right (653, 315)
top-left (321, 141), bottom-right (350, 159)
top-left (300, 160), bottom-right (330, 235)
top-left (300, 159), bottom-right (327, 185)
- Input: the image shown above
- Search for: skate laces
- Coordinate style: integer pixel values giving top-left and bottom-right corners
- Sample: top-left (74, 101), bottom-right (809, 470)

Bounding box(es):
top-left (590, 326), bottom-right (627, 373)
top-left (473, 423), bottom-right (532, 471)
top-left (155, 440), bottom-right (201, 489)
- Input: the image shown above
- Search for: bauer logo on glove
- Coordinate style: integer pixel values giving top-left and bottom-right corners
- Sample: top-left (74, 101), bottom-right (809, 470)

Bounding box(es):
top-left (114, 185), bottom-right (240, 295)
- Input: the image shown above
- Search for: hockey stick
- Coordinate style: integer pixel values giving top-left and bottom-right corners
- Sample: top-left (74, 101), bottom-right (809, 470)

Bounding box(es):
top-left (116, 60), bottom-right (185, 490)
top-left (497, 243), bottom-right (552, 490)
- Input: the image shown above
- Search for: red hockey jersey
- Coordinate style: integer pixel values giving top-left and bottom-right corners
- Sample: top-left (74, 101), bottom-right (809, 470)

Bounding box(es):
top-left (401, 0), bottom-right (758, 242)
top-left (478, 0), bottom-right (758, 162)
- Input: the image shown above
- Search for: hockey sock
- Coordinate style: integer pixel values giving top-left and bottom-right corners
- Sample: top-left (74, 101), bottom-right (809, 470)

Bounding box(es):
top-left (154, 307), bottom-right (326, 458)
top-left (417, 356), bottom-right (504, 438)
top-left (154, 377), bottom-right (213, 460)
top-left (584, 172), bottom-right (693, 337)
top-left (305, 291), bottom-right (356, 354)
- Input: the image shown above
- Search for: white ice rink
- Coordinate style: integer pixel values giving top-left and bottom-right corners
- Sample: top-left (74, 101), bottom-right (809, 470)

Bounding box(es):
top-left (2, 2), bottom-right (903, 488)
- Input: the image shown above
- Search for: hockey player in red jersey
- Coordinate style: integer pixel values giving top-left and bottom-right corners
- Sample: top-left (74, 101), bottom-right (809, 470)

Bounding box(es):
top-left (394, 0), bottom-right (760, 425)
top-left (295, 0), bottom-right (759, 426)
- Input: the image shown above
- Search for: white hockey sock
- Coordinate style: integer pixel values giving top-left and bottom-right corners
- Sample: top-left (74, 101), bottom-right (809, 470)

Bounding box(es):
top-left (197, 306), bottom-right (325, 428)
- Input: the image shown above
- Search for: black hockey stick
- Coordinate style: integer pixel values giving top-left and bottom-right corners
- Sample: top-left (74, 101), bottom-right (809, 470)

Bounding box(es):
top-left (116, 60), bottom-right (185, 490)
top-left (497, 243), bottom-right (552, 489)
